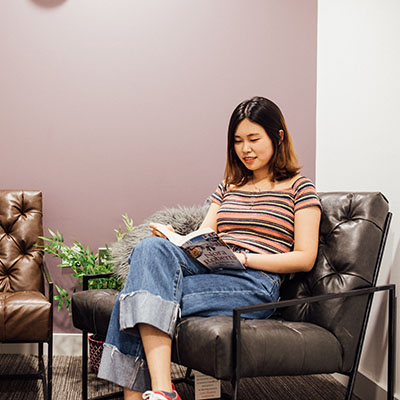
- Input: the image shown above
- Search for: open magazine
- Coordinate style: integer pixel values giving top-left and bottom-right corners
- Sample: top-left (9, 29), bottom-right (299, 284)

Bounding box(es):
top-left (151, 223), bottom-right (245, 270)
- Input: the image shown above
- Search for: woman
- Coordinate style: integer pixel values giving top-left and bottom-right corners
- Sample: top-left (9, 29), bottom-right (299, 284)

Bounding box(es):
top-left (98, 96), bottom-right (321, 400)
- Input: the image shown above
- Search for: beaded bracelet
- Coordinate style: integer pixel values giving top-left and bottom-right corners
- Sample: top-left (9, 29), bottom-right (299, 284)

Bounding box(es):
top-left (241, 250), bottom-right (248, 268)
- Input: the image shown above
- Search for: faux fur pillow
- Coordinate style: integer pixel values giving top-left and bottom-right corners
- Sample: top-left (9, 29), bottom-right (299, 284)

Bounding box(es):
top-left (111, 204), bottom-right (209, 283)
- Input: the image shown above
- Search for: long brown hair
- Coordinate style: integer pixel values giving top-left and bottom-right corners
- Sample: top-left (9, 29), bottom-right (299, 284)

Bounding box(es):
top-left (224, 96), bottom-right (301, 186)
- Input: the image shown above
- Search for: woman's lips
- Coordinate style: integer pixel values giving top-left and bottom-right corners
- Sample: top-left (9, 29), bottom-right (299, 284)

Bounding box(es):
top-left (243, 156), bottom-right (256, 163)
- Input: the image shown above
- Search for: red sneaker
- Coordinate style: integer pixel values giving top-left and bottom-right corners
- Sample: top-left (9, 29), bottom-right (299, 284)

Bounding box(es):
top-left (142, 389), bottom-right (181, 400)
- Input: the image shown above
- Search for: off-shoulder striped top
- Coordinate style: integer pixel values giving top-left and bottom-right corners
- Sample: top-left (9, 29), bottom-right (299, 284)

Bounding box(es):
top-left (210, 176), bottom-right (321, 255)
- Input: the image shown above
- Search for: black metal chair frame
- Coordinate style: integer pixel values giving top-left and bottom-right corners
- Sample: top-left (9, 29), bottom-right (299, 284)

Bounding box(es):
top-left (0, 261), bottom-right (54, 400)
top-left (79, 213), bottom-right (395, 400)
top-left (80, 273), bottom-right (123, 400)
top-left (231, 284), bottom-right (396, 400)
top-left (174, 284), bottom-right (396, 400)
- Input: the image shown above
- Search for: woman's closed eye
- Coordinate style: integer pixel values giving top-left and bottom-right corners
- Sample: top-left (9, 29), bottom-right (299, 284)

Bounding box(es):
top-left (234, 138), bottom-right (259, 144)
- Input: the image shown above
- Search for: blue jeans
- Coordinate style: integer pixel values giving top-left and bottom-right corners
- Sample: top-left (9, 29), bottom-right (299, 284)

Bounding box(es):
top-left (97, 237), bottom-right (280, 391)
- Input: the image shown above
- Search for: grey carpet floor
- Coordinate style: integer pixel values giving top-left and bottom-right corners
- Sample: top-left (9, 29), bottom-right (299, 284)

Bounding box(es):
top-left (0, 354), bottom-right (360, 400)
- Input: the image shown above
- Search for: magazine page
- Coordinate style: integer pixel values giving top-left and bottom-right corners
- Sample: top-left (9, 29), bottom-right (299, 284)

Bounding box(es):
top-left (150, 223), bottom-right (214, 246)
top-left (181, 232), bottom-right (244, 270)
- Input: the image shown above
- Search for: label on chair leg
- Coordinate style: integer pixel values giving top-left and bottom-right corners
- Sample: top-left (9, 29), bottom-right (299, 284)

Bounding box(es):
top-left (194, 370), bottom-right (221, 400)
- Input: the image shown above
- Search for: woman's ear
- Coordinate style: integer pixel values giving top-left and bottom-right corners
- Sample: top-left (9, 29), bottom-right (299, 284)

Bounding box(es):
top-left (278, 130), bottom-right (284, 145)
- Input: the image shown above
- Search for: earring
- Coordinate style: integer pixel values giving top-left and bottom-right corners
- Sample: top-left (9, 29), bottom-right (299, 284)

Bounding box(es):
top-left (278, 130), bottom-right (284, 145)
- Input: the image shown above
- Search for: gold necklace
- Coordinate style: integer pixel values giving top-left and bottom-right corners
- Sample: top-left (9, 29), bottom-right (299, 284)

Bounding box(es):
top-left (252, 177), bottom-right (267, 192)
top-left (253, 182), bottom-right (261, 192)
top-left (250, 178), bottom-right (263, 209)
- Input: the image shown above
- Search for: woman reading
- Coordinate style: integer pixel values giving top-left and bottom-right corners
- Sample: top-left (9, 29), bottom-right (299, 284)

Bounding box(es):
top-left (98, 96), bottom-right (322, 400)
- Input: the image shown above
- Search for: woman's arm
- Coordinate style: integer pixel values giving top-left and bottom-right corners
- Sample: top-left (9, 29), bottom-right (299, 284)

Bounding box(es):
top-left (199, 202), bottom-right (220, 231)
top-left (235, 206), bottom-right (321, 274)
top-left (149, 201), bottom-right (220, 237)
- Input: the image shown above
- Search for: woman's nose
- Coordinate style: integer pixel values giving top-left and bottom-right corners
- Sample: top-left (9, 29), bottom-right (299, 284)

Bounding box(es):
top-left (243, 141), bottom-right (251, 152)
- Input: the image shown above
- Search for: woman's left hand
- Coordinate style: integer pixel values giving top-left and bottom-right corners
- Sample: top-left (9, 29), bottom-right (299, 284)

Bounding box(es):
top-left (149, 223), bottom-right (174, 238)
top-left (235, 251), bottom-right (246, 266)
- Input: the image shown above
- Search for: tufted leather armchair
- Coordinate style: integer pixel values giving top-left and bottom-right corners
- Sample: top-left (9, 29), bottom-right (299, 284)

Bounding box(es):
top-left (0, 190), bottom-right (53, 400)
top-left (72, 192), bottom-right (395, 400)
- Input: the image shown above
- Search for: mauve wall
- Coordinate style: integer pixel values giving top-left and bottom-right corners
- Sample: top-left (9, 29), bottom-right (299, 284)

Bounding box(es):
top-left (0, 0), bottom-right (317, 333)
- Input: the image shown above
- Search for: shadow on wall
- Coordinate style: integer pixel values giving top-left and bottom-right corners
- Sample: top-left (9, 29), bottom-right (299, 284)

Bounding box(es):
top-left (30, 0), bottom-right (67, 8)
top-left (360, 231), bottom-right (398, 381)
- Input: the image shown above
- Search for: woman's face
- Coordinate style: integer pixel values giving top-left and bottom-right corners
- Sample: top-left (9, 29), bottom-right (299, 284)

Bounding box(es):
top-left (234, 118), bottom-right (275, 176)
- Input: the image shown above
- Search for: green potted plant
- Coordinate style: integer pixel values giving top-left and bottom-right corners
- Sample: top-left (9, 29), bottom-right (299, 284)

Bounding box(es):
top-left (38, 214), bottom-right (133, 315)
top-left (38, 214), bottom-right (133, 373)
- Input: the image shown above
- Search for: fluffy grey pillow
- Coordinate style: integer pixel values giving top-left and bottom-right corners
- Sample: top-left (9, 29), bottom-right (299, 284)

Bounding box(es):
top-left (112, 204), bottom-right (209, 283)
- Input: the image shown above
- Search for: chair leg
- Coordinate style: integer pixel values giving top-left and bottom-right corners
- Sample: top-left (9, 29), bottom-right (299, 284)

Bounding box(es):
top-left (232, 376), bottom-right (240, 400)
top-left (172, 367), bottom-right (194, 386)
top-left (38, 342), bottom-right (48, 400)
top-left (83, 330), bottom-right (88, 400)
top-left (344, 371), bottom-right (356, 400)
top-left (48, 337), bottom-right (53, 400)
top-left (39, 342), bottom-right (43, 371)
top-left (387, 287), bottom-right (396, 400)
top-left (81, 331), bottom-right (124, 400)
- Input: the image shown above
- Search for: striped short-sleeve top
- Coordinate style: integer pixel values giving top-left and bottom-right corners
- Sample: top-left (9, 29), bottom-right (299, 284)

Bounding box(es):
top-left (210, 176), bottom-right (321, 255)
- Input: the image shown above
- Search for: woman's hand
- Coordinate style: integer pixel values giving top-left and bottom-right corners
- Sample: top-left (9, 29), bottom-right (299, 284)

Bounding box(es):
top-left (149, 223), bottom-right (175, 238)
top-left (235, 251), bottom-right (246, 266)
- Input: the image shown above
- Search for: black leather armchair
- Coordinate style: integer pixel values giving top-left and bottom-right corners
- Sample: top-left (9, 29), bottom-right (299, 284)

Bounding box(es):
top-left (72, 192), bottom-right (395, 400)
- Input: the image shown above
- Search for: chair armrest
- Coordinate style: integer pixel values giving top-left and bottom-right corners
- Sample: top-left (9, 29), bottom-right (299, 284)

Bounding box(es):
top-left (231, 284), bottom-right (396, 391)
top-left (232, 284), bottom-right (396, 371)
top-left (41, 260), bottom-right (54, 305)
top-left (82, 273), bottom-right (114, 290)
top-left (41, 260), bottom-right (53, 285)
top-left (233, 284), bottom-right (396, 318)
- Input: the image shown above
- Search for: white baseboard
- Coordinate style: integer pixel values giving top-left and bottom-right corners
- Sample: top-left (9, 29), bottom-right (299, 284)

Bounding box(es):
top-left (333, 372), bottom-right (398, 400)
top-left (0, 333), bottom-right (82, 356)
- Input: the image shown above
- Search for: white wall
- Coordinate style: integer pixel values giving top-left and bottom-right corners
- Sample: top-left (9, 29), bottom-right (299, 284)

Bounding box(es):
top-left (317, 0), bottom-right (400, 398)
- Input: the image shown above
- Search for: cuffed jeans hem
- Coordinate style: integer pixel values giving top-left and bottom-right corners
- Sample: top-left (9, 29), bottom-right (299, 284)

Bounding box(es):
top-left (120, 290), bottom-right (180, 338)
top-left (98, 343), bottom-right (151, 392)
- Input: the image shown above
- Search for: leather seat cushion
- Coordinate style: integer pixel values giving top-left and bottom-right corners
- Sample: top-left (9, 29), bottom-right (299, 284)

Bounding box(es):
top-left (172, 315), bottom-right (343, 380)
top-left (72, 291), bottom-right (344, 379)
top-left (0, 291), bottom-right (51, 341)
top-left (72, 289), bottom-right (118, 338)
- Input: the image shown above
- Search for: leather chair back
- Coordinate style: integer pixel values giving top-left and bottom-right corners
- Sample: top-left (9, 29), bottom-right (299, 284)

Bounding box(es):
top-left (0, 190), bottom-right (44, 293)
top-left (280, 192), bottom-right (389, 372)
